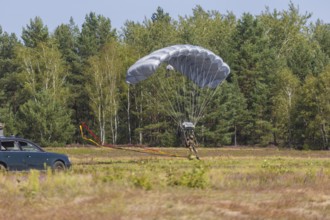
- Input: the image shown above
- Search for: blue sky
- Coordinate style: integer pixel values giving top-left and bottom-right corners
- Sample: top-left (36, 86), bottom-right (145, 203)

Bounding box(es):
top-left (1, 0), bottom-right (330, 37)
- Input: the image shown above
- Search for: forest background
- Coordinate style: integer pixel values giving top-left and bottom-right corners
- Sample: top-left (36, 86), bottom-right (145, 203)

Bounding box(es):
top-left (0, 3), bottom-right (330, 150)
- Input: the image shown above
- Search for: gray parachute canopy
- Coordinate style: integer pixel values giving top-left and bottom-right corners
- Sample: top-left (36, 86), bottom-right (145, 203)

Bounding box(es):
top-left (126, 44), bottom-right (230, 88)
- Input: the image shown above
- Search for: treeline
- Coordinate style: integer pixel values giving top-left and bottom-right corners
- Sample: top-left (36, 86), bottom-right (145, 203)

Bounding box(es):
top-left (0, 4), bottom-right (330, 149)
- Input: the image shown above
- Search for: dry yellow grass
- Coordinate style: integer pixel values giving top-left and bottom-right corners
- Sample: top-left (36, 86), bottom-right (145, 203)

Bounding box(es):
top-left (0, 147), bottom-right (329, 220)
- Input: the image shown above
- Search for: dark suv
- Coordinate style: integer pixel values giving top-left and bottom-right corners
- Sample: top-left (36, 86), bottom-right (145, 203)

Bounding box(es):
top-left (0, 136), bottom-right (71, 171)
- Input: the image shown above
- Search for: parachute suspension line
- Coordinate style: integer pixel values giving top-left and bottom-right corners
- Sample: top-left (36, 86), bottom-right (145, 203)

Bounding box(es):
top-left (177, 65), bottom-right (190, 124)
top-left (166, 77), bottom-right (182, 123)
top-left (196, 88), bottom-right (217, 124)
top-left (174, 68), bottom-right (187, 124)
top-left (198, 55), bottom-right (214, 114)
top-left (197, 60), bottom-right (227, 123)
top-left (194, 53), bottom-right (217, 125)
top-left (153, 67), bottom-right (181, 124)
top-left (169, 65), bottom-right (186, 123)
top-left (191, 59), bottom-right (201, 124)
top-left (177, 67), bottom-right (187, 123)
top-left (152, 81), bottom-right (177, 123)
top-left (189, 54), bottom-right (197, 124)
top-left (183, 54), bottom-right (200, 125)
top-left (171, 59), bottom-right (186, 123)
top-left (171, 56), bottom-right (187, 124)
top-left (181, 54), bottom-right (190, 123)
top-left (193, 54), bottom-right (223, 124)
top-left (173, 55), bottom-right (196, 125)
top-left (186, 58), bottom-right (193, 123)
top-left (189, 54), bottom-right (201, 125)
top-left (172, 57), bottom-right (181, 123)
top-left (194, 87), bottom-right (215, 124)
top-left (189, 55), bottom-right (207, 125)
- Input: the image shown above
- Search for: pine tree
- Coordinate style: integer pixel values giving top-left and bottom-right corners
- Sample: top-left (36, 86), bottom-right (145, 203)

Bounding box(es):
top-left (21, 17), bottom-right (49, 48)
top-left (12, 41), bottom-right (74, 145)
top-left (18, 90), bottom-right (74, 146)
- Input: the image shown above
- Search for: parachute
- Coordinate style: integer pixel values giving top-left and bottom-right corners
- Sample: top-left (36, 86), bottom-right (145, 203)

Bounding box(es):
top-left (126, 45), bottom-right (230, 88)
top-left (126, 44), bottom-right (230, 127)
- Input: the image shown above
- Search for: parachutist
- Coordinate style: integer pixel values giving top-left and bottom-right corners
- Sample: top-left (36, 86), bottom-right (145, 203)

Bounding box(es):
top-left (185, 134), bottom-right (200, 160)
top-left (182, 122), bottom-right (200, 160)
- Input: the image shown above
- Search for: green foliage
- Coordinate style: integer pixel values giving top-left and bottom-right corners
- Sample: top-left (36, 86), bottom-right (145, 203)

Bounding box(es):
top-left (261, 159), bottom-right (291, 174)
top-left (0, 28), bottom-right (19, 78)
top-left (22, 17), bottom-right (49, 48)
top-left (131, 173), bottom-right (153, 190)
top-left (271, 68), bottom-right (300, 146)
top-left (0, 107), bottom-right (19, 136)
top-left (200, 80), bottom-right (248, 146)
top-left (79, 12), bottom-right (116, 58)
top-left (17, 91), bottom-right (74, 146)
top-left (1, 32), bottom-right (75, 146)
top-left (1, 147), bottom-right (329, 206)
top-left (291, 66), bottom-right (330, 149)
top-left (0, 4), bottom-right (330, 148)
top-left (0, 28), bottom-right (20, 114)
top-left (167, 162), bottom-right (209, 188)
top-left (53, 18), bottom-right (88, 142)
top-left (313, 20), bottom-right (330, 57)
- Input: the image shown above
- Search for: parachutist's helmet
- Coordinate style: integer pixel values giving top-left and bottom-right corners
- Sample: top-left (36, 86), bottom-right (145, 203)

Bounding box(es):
top-left (190, 135), bottom-right (194, 139)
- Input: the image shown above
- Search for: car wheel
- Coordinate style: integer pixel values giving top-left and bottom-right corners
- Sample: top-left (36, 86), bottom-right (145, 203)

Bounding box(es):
top-left (53, 161), bottom-right (66, 172)
top-left (0, 163), bottom-right (7, 173)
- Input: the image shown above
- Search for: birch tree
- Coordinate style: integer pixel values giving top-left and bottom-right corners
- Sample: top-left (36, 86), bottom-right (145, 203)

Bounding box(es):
top-left (271, 68), bottom-right (300, 146)
top-left (85, 41), bottom-right (123, 144)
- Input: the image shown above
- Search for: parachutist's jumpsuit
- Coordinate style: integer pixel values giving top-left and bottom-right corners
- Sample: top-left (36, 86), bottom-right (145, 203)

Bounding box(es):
top-left (186, 137), bottom-right (200, 160)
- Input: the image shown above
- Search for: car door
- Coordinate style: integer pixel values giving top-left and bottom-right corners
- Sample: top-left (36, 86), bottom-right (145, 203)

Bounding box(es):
top-left (0, 140), bottom-right (27, 170)
top-left (19, 141), bottom-right (48, 170)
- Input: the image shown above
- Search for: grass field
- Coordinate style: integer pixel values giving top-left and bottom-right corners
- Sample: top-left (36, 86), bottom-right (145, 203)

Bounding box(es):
top-left (0, 146), bottom-right (330, 220)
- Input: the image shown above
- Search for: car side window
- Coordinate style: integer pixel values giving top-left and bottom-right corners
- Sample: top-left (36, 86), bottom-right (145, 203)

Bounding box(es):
top-left (1, 141), bottom-right (20, 151)
top-left (19, 141), bottom-right (41, 152)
